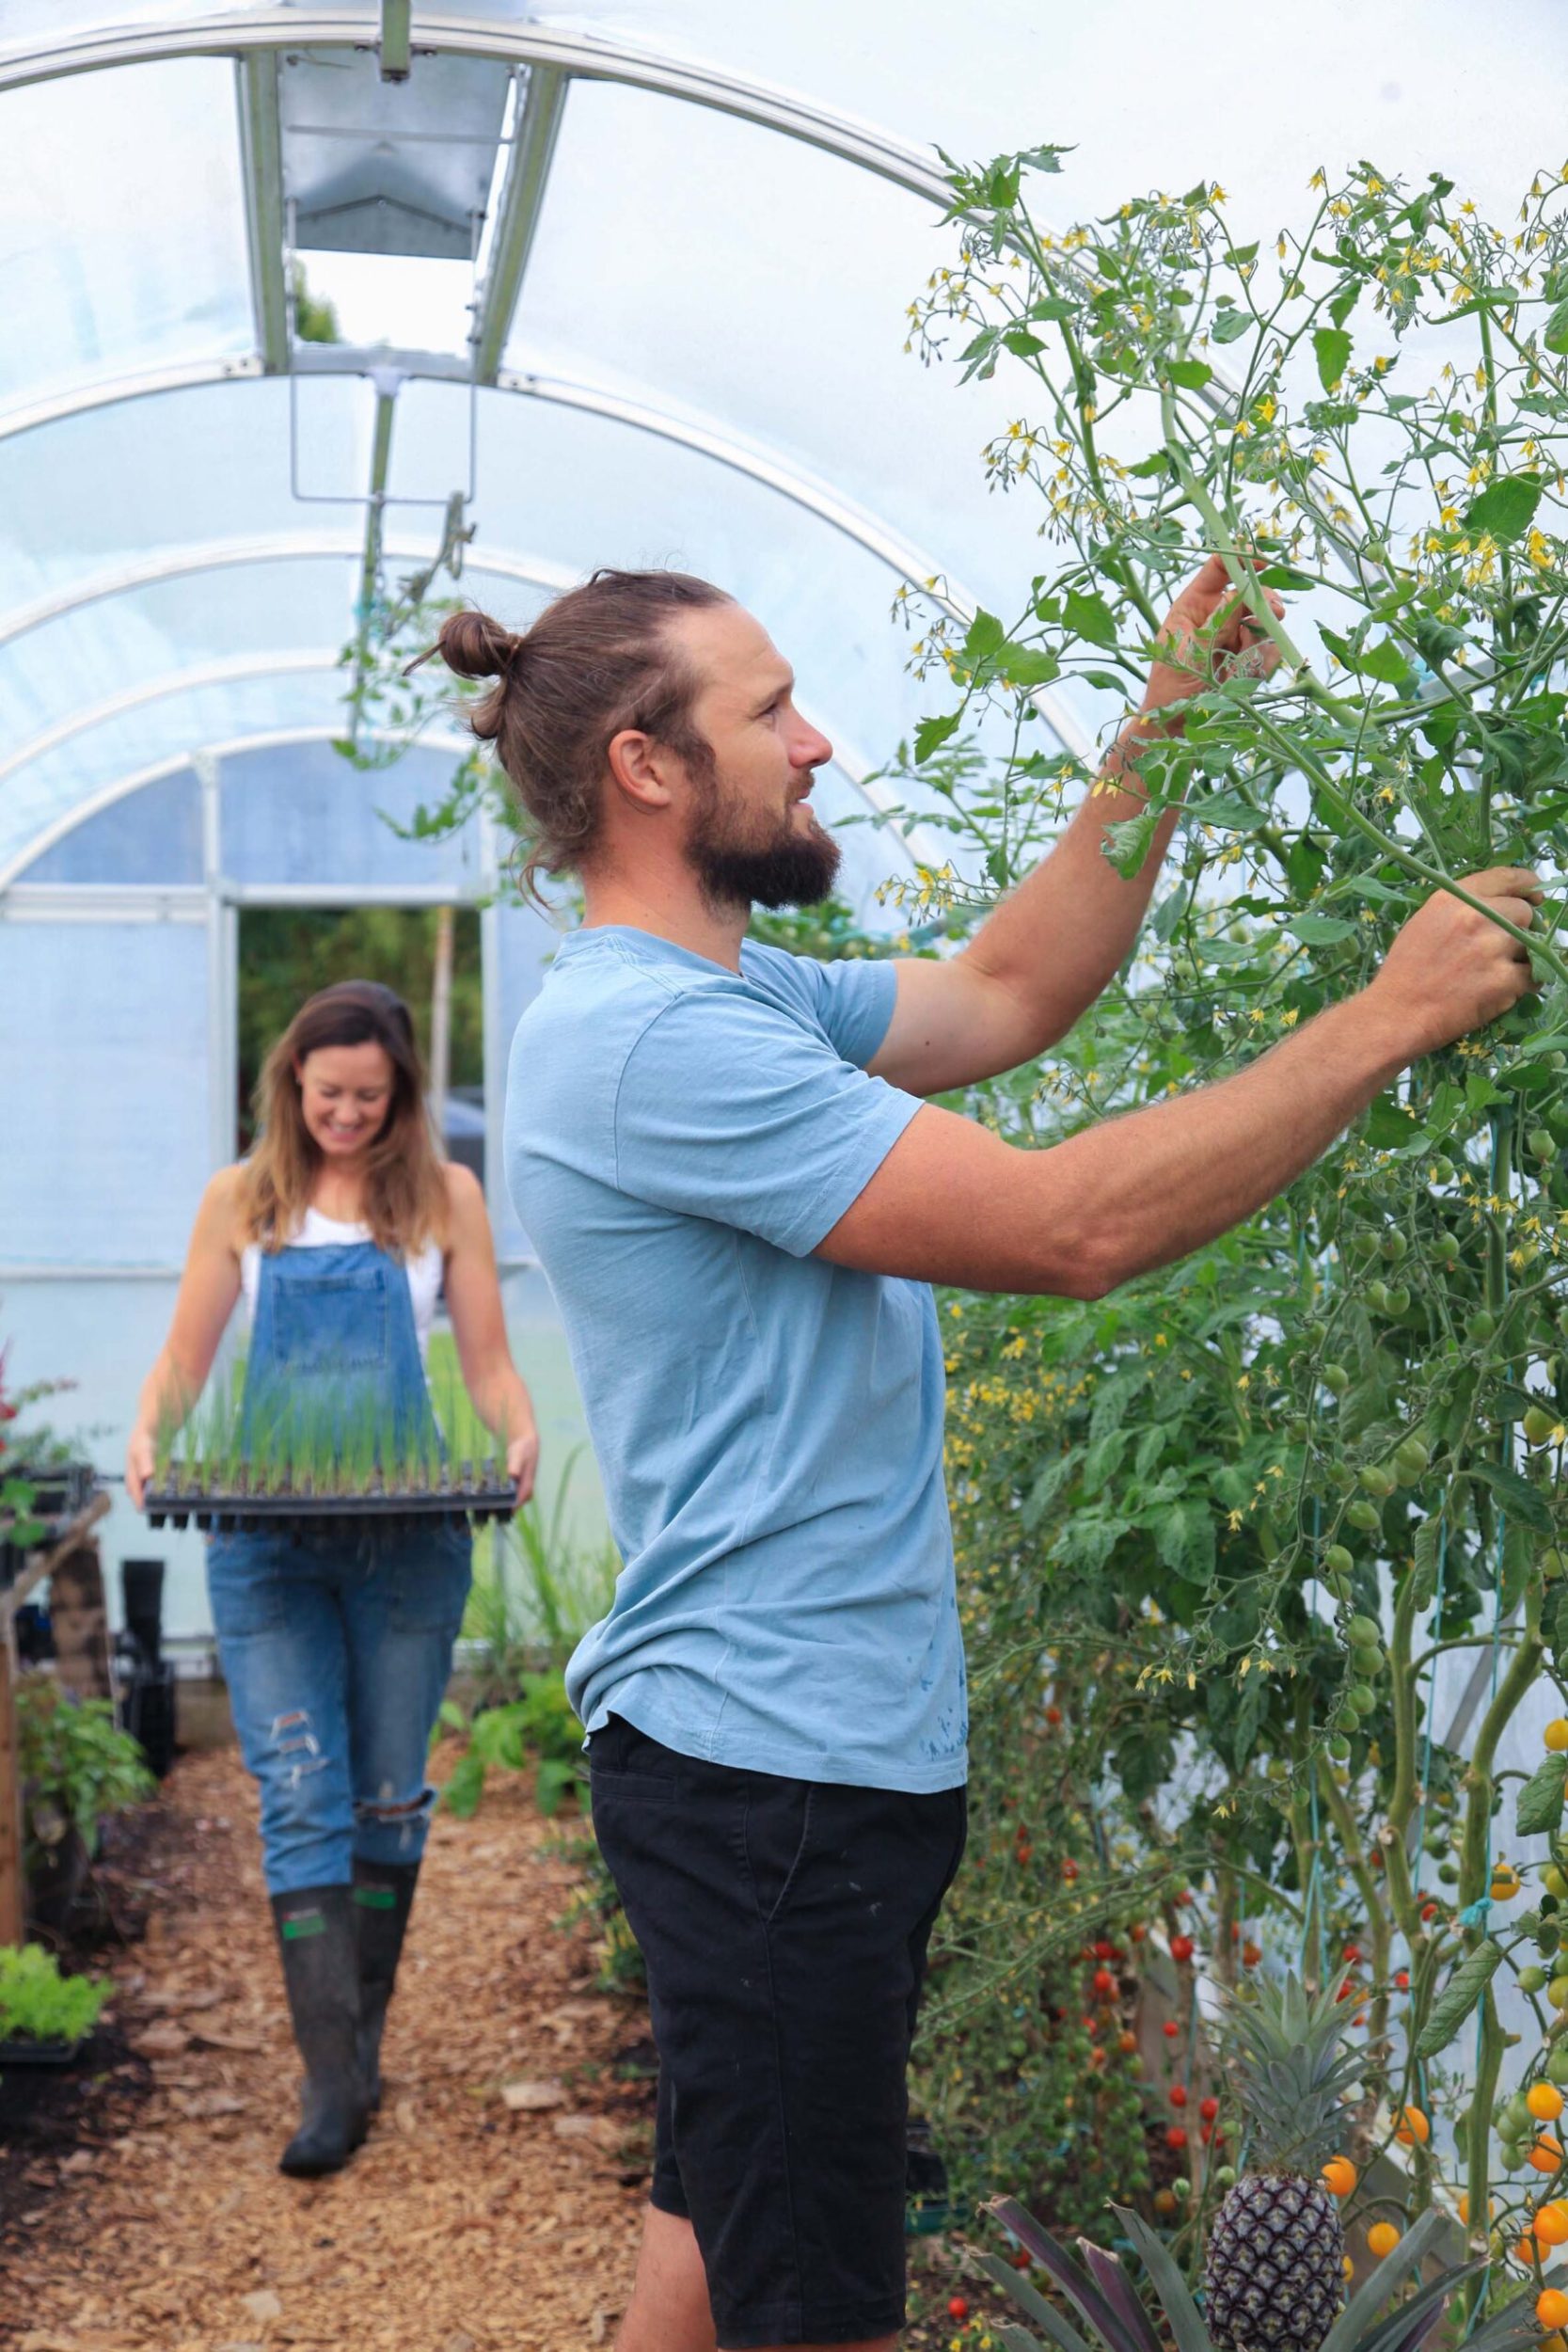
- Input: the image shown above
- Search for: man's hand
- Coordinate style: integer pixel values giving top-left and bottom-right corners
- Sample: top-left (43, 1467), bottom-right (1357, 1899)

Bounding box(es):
top-left (1369, 866), bottom-right (1544, 1057)
top-left (1144, 551), bottom-right (1286, 722)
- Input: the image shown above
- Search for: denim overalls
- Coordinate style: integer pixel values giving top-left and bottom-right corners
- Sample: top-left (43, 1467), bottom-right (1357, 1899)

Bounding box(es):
top-left (207, 1239), bottom-right (472, 1898)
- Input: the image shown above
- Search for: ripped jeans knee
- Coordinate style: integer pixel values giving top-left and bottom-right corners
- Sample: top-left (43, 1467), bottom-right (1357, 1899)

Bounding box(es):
top-left (353, 1781), bottom-right (439, 1865)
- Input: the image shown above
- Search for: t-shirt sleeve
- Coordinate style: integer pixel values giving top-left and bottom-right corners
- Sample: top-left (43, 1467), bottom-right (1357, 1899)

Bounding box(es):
top-left (613, 990), bottom-right (922, 1257)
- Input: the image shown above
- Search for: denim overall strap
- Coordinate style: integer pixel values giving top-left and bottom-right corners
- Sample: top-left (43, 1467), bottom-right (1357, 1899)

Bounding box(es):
top-left (239, 1238), bottom-right (438, 1461)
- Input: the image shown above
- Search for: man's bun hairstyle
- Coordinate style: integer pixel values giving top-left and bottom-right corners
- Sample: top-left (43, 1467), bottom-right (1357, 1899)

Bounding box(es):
top-left (434, 569), bottom-right (731, 898)
top-left (435, 608), bottom-right (518, 691)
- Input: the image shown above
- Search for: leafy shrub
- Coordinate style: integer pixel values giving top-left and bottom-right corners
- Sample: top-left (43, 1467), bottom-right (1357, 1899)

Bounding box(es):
top-left (435, 1668), bottom-right (586, 1819)
top-left (0, 1942), bottom-right (108, 2045)
top-left (17, 1677), bottom-right (155, 1871)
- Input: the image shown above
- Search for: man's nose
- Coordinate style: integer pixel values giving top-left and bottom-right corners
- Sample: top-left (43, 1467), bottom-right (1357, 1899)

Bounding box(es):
top-left (794, 722), bottom-right (833, 770)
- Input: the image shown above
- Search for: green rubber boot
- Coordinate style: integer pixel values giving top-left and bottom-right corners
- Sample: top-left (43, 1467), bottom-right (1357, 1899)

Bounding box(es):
top-left (271, 1885), bottom-right (370, 2178)
top-left (352, 1858), bottom-right (421, 2112)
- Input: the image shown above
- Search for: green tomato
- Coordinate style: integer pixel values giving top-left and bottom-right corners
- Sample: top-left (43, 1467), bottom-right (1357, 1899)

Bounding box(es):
top-left (1323, 1362), bottom-right (1352, 1397)
top-left (1469, 1309), bottom-right (1497, 1344)
top-left (1350, 1232), bottom-right (1380, 1263)
top-left (1546, 1865), bottom-right (1568, 1900)
top-left (1381, 1230), bottom-right (1409, 1263)
top-left (1505, 2091), bottom-right (1534, 2136)
top-left (1348, 1683), bottom-right (1378, 1718)
top-left (1172, 2177), bottom-right (1192, 2200)
top-left (1531, 1128), bottom-right (1558, 1163)
top-left (1324, 1546), bottom-right (1355, 1579)
top-left (1325, 1572), bottom-right (1352, 1602)
top-left (1545, 1549), bottom-right (1568, 1582)
top-left (1347, 1613), bottom-right (1381, 1647)
top-left (1521, 1965), bottom-right (1550, 1994)
top-left (1360, 1463), bottom-right (1398, 1499)
top-left (1385, 1283), bottom-right (1412, 1314)
top-left (1346, 1500), bottom-right (1383, 1533)
top-left (1524, 1406), bottom-right (1560, 1446)
top-left (1213, 2164), bottom-right (1237, 2189)
top-left (1327, 1733), bottom-right (1352, 1762)
top-left (1429, 1156), bottom-right (1456, 1185)
top-left (1394, 1436), bottom-right (1430, 1482)
top-left (1367, 1279), bottom-right (1391, 1313)
top-left (1352, 1644), bottom-right (1385, 1678)
top-left (1548, 2045), bottom-right (1568, 2087)
top-left (1438, 1859), bottom-right (1460, 1883)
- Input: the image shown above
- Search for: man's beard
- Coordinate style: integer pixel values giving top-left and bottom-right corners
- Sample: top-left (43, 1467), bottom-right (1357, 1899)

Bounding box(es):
top-left (685, 752), bottom-right (842, 912)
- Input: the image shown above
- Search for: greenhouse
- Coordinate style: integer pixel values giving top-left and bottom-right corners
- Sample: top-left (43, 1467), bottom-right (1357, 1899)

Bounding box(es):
top-left (6, 3), bottom-right (1568, 2347)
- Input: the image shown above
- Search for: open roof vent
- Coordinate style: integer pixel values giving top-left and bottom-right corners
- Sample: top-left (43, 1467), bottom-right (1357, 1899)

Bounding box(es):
top-left (279, 44), bottom-right (510, 260)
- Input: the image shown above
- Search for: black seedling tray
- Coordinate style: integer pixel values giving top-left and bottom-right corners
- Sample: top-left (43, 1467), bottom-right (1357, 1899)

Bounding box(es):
top-left (143, 1473), bottom-right (515, 1534)
top-left (0, 2035), bottom-right (89, 2069)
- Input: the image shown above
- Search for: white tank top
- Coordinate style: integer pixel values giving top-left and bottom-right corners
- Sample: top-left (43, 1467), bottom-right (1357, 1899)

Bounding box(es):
top-left (240, 1207), bottom-right (444, 1361)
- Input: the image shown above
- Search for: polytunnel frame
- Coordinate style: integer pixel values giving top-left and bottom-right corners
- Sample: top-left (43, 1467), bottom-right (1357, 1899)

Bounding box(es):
top-left (0, 2), bottom-right (1097, 811)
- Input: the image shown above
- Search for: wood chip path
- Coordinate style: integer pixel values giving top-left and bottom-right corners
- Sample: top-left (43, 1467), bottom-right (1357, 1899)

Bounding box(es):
top-left (1, 1744), bottom-right (651, 2352)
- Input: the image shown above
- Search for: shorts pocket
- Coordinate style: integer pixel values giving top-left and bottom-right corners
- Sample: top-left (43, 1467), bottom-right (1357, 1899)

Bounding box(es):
top-left (740, 1777), bottom-right (816, 1927)
top-left (589, 1767), bottom-right (677, 1804)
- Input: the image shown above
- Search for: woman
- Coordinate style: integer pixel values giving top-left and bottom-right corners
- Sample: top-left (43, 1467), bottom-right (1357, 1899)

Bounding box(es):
top-left (127, 979), bottom-right (538, 2177)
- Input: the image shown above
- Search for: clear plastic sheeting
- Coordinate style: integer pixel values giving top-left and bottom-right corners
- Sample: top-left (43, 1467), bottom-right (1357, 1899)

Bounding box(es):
top-left (0, 58), bottom-right (253, 416)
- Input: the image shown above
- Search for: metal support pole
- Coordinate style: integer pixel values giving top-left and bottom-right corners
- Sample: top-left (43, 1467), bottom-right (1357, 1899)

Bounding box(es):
top-left (378, 0), bottom-right (412, 82)
top-left (235, 52), bottom-right (289, 372)
top-left (470, 66), bottom-right (569, 383)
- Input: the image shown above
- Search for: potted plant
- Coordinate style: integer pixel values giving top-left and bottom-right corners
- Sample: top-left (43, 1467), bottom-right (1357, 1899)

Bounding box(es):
top-left (18, 1676), bottom-right (155, 1931)
top-left (0, 1941), bottom-right (109, 2068)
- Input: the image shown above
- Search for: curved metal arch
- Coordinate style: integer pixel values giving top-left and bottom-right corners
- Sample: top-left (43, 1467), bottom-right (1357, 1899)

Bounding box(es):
top-left (0, 12), bottom-right (953, 210)
top-left (0, 649), bottom-right (341, 796)
top-left (0, 532), bottom-right (932, 854)
top-left (0, 358), bottom-right (1095, 759)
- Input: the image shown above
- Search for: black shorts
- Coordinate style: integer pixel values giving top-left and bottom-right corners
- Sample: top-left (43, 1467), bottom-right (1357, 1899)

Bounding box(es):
top-left (587, 1714), bottom-right (967, 2350)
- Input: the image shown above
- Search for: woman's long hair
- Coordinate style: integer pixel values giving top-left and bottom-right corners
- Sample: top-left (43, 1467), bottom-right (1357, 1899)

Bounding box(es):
top-left (241, 981), bottom-right (449, 1259)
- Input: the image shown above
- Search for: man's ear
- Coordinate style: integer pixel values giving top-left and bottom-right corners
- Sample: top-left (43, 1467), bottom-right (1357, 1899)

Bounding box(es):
top-left (607, 727), bottom-right (676, 811)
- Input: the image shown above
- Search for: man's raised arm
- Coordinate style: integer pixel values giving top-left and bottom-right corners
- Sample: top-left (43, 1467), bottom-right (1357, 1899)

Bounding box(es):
top-left (868, 554), bottom-right (1285, 1099)
top-left (830, 867), bottom-right (1541, 1297)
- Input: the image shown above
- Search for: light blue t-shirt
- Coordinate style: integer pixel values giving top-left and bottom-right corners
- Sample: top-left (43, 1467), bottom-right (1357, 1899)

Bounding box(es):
top-left (503, 926), bottom-right (967, 1793)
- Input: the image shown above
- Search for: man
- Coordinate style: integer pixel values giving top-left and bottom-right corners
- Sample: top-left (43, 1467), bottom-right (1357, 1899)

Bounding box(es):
top-left (445, 561), bottom-right (1537, 2352)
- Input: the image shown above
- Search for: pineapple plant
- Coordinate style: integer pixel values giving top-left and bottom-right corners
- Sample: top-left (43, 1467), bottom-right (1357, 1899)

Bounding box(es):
top-left (974, 1970), bottom-right (1559, 2352)
top-left (1203, 1969), bottom-right (1363, 2349)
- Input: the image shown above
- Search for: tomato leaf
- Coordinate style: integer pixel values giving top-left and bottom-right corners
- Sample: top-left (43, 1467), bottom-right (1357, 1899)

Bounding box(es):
top-left (1313, 326), bottom-right (1352, 391)
top-left (1064, 588), bottom-right (1118, 650)
top-left (1517, 1754), bottom-right (1568, 1838)
top-left (913, 710), bottom-right (963, 763)
top-left (1416, 1938), bottom-right (1502, 2058)
top-left (1464, 475), bottom-right (1544, 545)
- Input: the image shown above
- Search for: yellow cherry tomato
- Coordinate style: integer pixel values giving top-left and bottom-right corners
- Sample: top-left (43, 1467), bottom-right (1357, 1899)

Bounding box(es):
top-left (1547, 1720), bottom-right (1568, 1754)
top-left (1538, 2290), bottom-right (1568, 2330)
top-left (1395, 2105), bottom-right (1431, 2146)
top-left (1531, 2084), bottom-right (1566, 2123)
top-left (1322, 2157), bottom-right (1357, 2199)
top-left (1492, 1864), bottom-right (1523, 1899)
top-left (1368, 2222), bottom-right (1402, 2259)
top-left (1531, 2133), bottom-right (1565, 2174)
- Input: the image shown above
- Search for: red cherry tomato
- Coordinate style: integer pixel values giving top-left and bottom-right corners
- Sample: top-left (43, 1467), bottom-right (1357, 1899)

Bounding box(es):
top-left (1130, 1923), bottom-right (1148, 1944)
top-left (1199, 2122), bottom-right (1213, 2145)
top-left (1170, 1935), bottom-right (1195, 1963)
top-left (1200, 2097), bottom-right (1219, 2122)
top-left (1163, 2021), bottom-right (1180, 2040)
top-left (1094, 1939), bottom-right (1115, 1961)
top-left (1166, 2125), bottom-right (1189, 2151)
top-left (948, 2296), bottom-right (970, 2321)
top-left (1062, 1859), bottom-right (1079, 1883)
top-left (1169, 2085), bottom-right (1188, 2108)
top-left (1093, 1969), bottom-right (1116, 1998)
top-left (1342, 1944), bottom-right (1361, 1963)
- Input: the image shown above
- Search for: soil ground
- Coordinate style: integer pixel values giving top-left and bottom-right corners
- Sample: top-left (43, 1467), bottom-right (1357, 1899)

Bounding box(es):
top-left (0, 1747), bottom-right (994, 2352)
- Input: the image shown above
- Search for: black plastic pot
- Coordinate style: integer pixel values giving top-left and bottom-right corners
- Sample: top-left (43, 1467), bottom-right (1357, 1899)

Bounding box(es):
top-left (1, 1461), bottom-right (98, 1590)
top-left (0, 2033), bottom-right (91, 2068)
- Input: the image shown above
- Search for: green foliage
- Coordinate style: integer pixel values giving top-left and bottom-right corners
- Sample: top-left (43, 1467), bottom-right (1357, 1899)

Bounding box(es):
top-left (896, 143), bottom-right (1568, 2296)
top-left (0, 1943), bottom-right (108, 2046)
top-left (291, 263), bottom-right (340, 346)
top-left (17, 1677), bottom-right (155, 1869)
top-left (435, 1669), bottom-right (585, 1820)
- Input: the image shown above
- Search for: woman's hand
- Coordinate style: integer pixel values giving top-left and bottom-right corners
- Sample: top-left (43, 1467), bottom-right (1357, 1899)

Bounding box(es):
top-left (507, 1425), bottom-right (540, 1509)
top-left (125, 1425), bottom-right (157, 1511)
